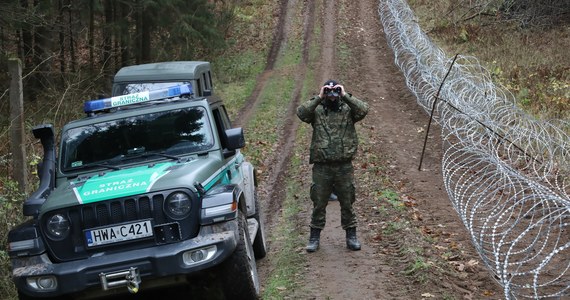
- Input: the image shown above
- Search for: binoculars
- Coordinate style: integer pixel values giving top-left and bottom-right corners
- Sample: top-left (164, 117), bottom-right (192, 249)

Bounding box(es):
top-left (324, 87), bottom-right (341, 94)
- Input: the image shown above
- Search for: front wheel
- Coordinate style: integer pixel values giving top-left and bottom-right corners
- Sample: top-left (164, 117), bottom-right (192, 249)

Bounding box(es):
top-left (252, 197), bottom-right (267, 259)
top-left (219, 210), bottom-right (260, 299)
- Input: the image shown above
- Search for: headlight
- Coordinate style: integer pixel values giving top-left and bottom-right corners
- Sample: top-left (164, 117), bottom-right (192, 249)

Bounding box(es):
top-left (164, 192), bottom-right (192, 219)
top-left (46, 214), bottom-right (70, 240)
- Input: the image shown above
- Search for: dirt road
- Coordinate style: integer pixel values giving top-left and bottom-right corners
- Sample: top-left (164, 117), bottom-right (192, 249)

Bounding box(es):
top-left (239, 0), bottom-right (506, 299)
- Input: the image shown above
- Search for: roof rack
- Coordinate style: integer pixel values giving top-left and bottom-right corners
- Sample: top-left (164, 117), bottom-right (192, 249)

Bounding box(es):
top-left (83, 84), bottom-right (193, 115)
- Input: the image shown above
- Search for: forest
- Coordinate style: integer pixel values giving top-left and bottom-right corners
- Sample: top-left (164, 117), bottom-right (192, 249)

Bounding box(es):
top-left (0, 0), bottom-right (236, 99)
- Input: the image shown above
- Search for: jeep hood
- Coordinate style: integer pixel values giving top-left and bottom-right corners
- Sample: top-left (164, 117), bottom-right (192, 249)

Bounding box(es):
top-left (42, 157), bottom-right (226, 212)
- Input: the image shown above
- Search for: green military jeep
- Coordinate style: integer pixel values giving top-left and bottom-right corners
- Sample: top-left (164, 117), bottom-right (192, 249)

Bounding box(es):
top-left (8, 80), bottom-right (267, 299)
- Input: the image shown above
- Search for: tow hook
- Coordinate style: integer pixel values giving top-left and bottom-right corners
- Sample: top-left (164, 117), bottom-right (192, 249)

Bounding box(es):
top-left (99, 267), bottom-right (141, 294)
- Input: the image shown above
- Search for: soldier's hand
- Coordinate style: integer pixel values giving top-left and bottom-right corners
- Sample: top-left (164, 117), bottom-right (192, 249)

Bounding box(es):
top-left (319, 85), bottom-right (327, 99)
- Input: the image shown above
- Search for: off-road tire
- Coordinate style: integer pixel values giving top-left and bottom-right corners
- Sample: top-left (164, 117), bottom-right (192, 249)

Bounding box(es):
top-left (252, 195), bottom-right (267, 259)
top-left (219, 210), bottom-right (260, 299)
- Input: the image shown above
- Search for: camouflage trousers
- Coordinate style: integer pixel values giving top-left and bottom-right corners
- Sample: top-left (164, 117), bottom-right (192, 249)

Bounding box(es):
top-left (310, 162), bottom-right (357, 230)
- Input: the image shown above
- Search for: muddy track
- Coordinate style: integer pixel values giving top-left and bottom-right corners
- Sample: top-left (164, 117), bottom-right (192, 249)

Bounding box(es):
top-left (234, 0), bottom-right (316, 229)
top-left (232, 0), bottom-right (288, 128)
top-left (259, 0), bottom-right (315, 229)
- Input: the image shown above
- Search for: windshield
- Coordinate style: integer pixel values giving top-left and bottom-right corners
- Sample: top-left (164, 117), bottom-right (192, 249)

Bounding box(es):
top-left (115, 81), bottom-right (191, 95)
top-left (61, 107), bottom-right (213, 171)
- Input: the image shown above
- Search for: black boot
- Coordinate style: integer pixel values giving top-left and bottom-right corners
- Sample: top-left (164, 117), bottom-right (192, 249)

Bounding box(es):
top-left (346, 227), bottom-right (361, 251)
top-left (306, 227), bottom-right (321, 252)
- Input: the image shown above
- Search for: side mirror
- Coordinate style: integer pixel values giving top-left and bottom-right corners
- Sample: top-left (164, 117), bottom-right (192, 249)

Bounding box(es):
top-left (225, 128), bottom-right (245, 150)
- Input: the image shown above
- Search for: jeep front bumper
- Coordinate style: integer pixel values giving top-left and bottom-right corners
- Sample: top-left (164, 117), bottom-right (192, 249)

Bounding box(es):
top-left (12, 220), bottom-right (238, 298)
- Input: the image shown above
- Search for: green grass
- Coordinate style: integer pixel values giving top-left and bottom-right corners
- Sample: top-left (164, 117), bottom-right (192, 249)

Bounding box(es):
top-left (240, 75), bottom-right (295, 167)
top-left (402, 257), bottom-right (432, 284)
top-left (383, 221), bottom-right (406, 235)
top-left (403, 258), bottom-right (431, 276)
top-left (379, 189), bottom-right (406, 212)
top-left (260, 170), bottom-right (305, 299)
top-left (214, 51), bottom-right (266, 119)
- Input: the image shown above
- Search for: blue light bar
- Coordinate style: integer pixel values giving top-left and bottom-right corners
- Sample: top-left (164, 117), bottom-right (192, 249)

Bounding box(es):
top-left (84, 84), bottom-right (193, 113)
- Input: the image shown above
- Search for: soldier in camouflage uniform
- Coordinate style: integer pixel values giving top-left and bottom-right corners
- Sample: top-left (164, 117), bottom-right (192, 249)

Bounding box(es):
top-left (297, 80), bottom-right (369, 252)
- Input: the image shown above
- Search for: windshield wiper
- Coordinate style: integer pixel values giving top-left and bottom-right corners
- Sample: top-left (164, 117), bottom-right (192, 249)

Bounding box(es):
top-left (143, 152), bottom-right (181, 161)
top-left (124, 147), bottom-right (179, 161)
top-left (114, 150), bottom-right (181, 162)
top-left (80, 162), bottom-right (122, 171)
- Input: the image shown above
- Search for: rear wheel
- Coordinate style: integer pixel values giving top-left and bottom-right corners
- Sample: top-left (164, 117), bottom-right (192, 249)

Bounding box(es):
top-left (219, 210), bottom-right (260, 299)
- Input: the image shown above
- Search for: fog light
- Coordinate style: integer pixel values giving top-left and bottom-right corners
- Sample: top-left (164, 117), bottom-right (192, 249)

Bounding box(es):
top-left (191, 250), bottom-right (205, 261)
top-left (182, 246), bottom-right (217, 266)
top-left (26, 276), bottom-right (57, 291)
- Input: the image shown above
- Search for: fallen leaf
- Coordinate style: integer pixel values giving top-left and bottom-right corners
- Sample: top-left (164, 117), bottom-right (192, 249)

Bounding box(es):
top-left (412, 210), bottom-right (423, 221)
top-left (450, 241), bottom-right (459, 249)
top-left (421, 226), bottom-right (433, 234)
top-left (456, 263), bottom-right (465, 272)
top-left (466, 259), bottom-right (479, 267)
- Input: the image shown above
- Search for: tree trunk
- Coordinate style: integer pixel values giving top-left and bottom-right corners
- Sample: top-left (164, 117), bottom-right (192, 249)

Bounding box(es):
top-left (8, 58), bottom-right (28, 193)
top-left (141, 8), bottom-right (152, 63)
top-left (102, 0), bottom-right (113, 78)
top-left (20, 0), bottom-right (33, 67)
top-left (89, 0), bottom-right (94, 71)
top-left (58, 0), bottom-right (66, 73)
top-left (68, 0), bottom-right (76, 73)
top-left (135, 0), bottom-right (143, 64)
top-left (30, 0), bottom-right (53, 100)
top-left (120, 1), bottom-right (131, 67)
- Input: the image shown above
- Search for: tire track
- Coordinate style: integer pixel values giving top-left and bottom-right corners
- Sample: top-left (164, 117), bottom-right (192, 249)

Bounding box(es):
top-left (233, 0), bottom-right (289, 128)
top-left (256, 0), bottom-right (316, 227)
top-left (248, 0), bottom-right (316, 289)
top-left (232, 0), bottom-right (316, 252)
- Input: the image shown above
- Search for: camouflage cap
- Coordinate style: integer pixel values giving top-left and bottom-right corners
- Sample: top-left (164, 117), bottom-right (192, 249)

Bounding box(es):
top-left (323, 80), bottom-right (338, 87)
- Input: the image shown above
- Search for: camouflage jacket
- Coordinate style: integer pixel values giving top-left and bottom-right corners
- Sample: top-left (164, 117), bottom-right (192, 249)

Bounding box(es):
top-left (297, 93), bottom-right (369, 163)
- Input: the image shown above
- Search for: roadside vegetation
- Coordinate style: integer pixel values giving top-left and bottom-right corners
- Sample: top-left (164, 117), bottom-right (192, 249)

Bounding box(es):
top-left (408, 0), bottom-right (569, 119)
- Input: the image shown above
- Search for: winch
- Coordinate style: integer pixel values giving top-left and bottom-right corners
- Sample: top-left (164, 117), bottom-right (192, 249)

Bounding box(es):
top-left (99, 267), bottom-right (141, 294)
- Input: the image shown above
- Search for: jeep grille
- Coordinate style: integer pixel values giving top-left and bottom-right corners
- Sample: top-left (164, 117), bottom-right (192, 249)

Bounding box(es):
top-left (41, 189), bottom-right (200, 262)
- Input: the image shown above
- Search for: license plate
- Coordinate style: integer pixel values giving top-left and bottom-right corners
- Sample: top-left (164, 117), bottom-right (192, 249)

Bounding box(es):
top-left (85, 220), bottom-right (153, 247)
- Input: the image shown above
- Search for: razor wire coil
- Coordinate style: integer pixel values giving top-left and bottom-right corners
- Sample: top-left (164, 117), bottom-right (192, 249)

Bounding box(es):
top-left (378, 0), bottom-right (570, 298)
